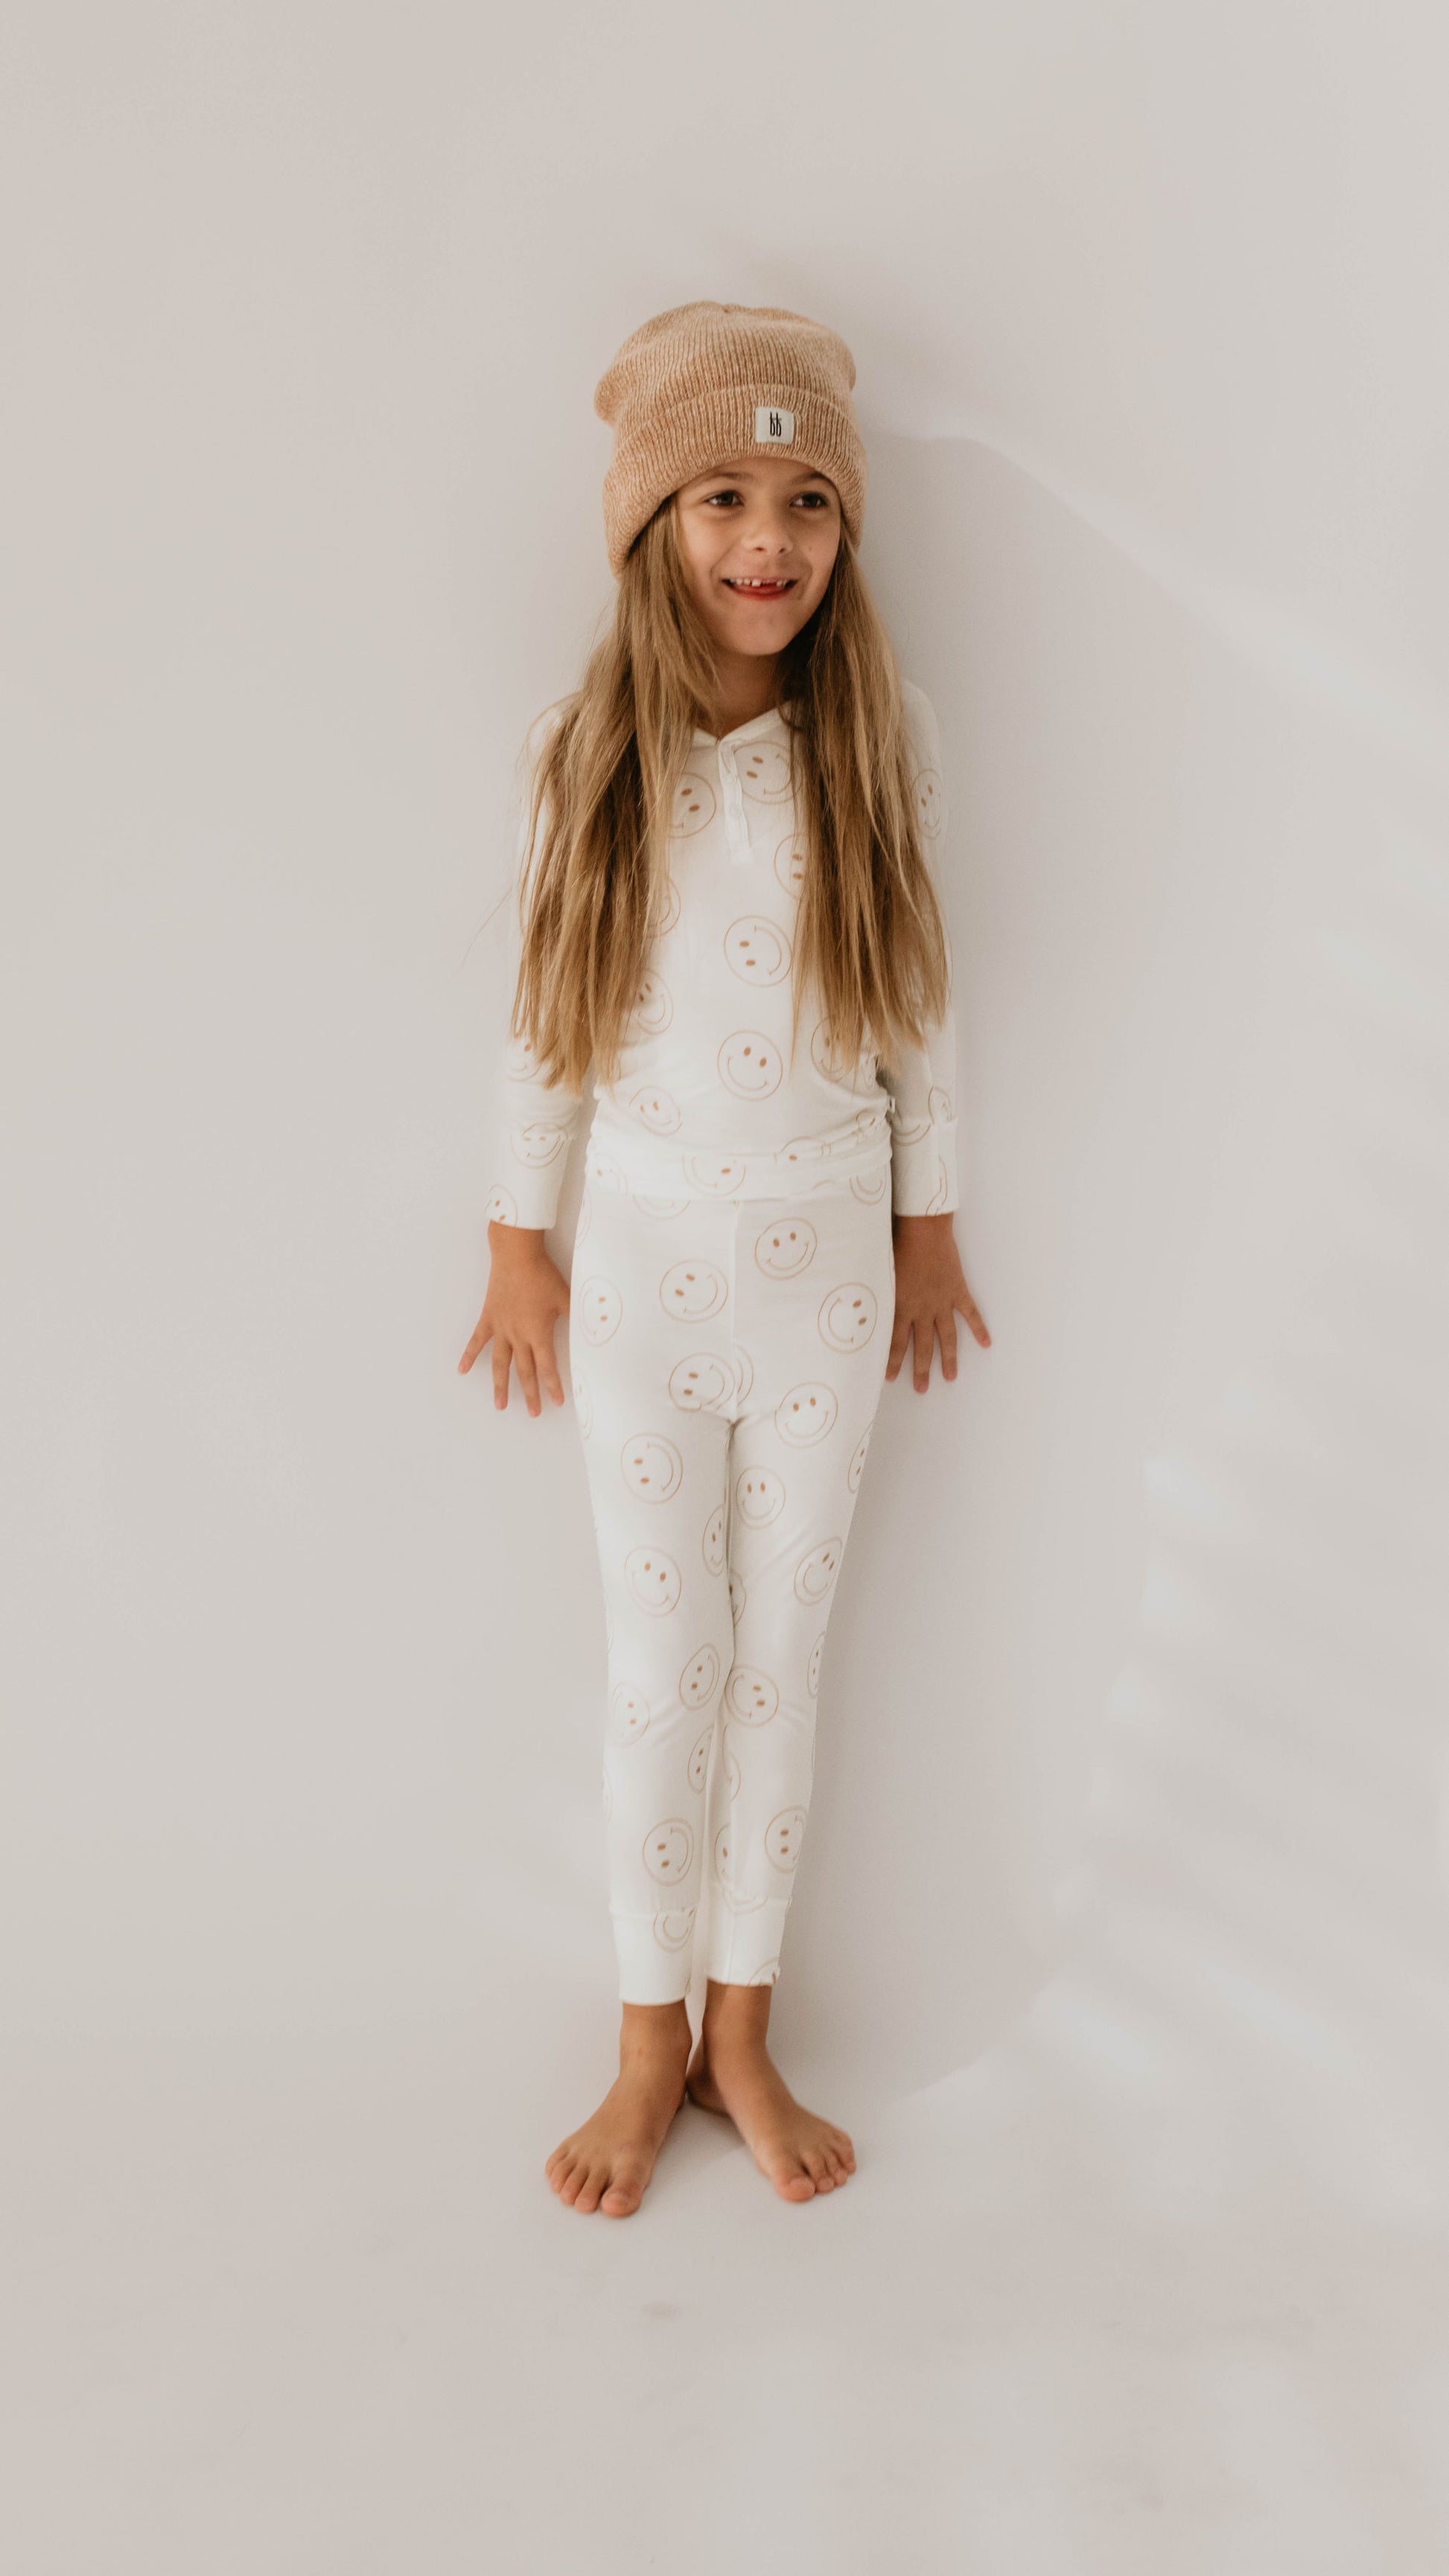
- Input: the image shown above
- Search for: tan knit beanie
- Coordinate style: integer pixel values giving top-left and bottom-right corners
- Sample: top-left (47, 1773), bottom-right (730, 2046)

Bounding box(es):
top-left (594, 301), bottom-right (867, 576)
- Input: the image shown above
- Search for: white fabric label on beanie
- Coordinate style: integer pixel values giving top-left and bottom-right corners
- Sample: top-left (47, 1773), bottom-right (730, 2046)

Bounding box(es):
top-left (754, 405), bottom-right (795, 444)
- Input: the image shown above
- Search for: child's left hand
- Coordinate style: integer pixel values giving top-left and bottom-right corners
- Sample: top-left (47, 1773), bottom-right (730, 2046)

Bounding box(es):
top-left (887, 1214), bottom-right (991, 1391)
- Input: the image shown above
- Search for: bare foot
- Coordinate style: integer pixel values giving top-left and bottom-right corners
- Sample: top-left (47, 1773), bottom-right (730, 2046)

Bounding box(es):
top-left (545, 2000), bottom-right (692, 2217)
top-left (686, 1981), bottom-right (856, 2203)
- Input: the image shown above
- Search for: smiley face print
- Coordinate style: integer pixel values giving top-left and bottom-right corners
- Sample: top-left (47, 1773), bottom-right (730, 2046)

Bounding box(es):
top-left (633, 970), bottom-right (673, 1034)
top-left (510, 1121), bottom-right (568, 1167)
top-left (485, 1185), bottom-right (518, 1226)
top-left (609, 1681), bottom-right (652, 1746)
top-left (818, 1283), bottom-right (879, 1353)
top-left (730, 1347), bottom-right (754, 1406)
top-left (774, 835), bottom-right (806, 898)
top-left (679, 1641), bottom-right (722, 1711)
top-left (726, 1666), bottom-right (779, 1725)
top-left (850, 1167), bottom-right (889, 1204)
top-left (794, 1538), bottom-right (842, 1605)
top-left (925, 1159), bottom-right (950, 1215)
top-left (653, 1906), bottom-right (695, 1952)
top-left (748, 1957), bottom-right (781, 1986)
top-left (928, 1083), bottom-right (954, 1125)
top-left (578, 1277), bottom-right (623, 1345)
top-left (754, 1217), bottom-right (817, 1278)
top-left (847, 1430), bottom-right (870, 1493)
top-left (504, 1035), bottom-right (538, 1080)
top-left (734, 1465), bottom-right (786, 1529)
top-left (702, 1504), bottom-right (726, 1576)
top-left (913, 767), bottom-right (945, 838)
top-left (627, 1085), bottom-right (683, 1135)
top-left (683, 1153), bottom-right (749, 1194)
top-left (668, 1352), bottom-right (734, 1414)
top-left (809, 1020), bottom-right (867, 1085)
top-left (672, 774), bottom-right (716, 836)
top-left (775, 1382), bottom-right (839, 1447)
top-left (620, 1432), bottom-right (684, 1502)
top-left (729, 1570), bottom-right (747, 1626)
top-left (643, 1818), bottom-right (694, 1884)
top-left (585, 1149), bottom-right (628, 1195)
top-left (634, 1193), bottom-right (690, 1217)
top-left (765, 1808), bottom-right (807, 1871)
top-left (739, 741), bottom-right (792, 802)
top-left (717, 1033), bottom-right (782, 1100)
top-left (660, 1261), bottom-right (728, 1322)
top-left (806, 1634), bottom-right (825, 1697)
top-left (687, 1720), bottom-right (715, 1792)
top-left (653, 875), bottom-right (682, 934)
top-left (776, 1136), bottom-right (830, 1173)
top-left (625, 1546), bottom-right (682, 1616)
top-left (723, 1738), bottom-right (742, 1801)
top-left (724, 916), bottom-right (792, 986)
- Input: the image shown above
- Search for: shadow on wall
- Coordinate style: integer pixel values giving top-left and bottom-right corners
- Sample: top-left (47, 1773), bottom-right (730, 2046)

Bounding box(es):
top-left (763, 430), bottom-right (1329, 2097)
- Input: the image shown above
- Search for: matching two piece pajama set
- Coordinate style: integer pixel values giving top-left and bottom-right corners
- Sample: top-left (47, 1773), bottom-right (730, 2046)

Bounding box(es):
top-left (488, 681), bottom-right (959, 2002)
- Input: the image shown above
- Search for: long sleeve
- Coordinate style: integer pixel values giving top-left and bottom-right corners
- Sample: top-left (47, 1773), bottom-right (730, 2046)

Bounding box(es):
top-left (877, 681), bottom-right (961, 1217)
top-left (484, 712), bottom-right (587, 1231)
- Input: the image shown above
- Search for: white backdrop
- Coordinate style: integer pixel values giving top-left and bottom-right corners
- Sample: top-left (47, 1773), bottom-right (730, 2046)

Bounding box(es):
top-left (4, 4), bottom-right (1448, 2567)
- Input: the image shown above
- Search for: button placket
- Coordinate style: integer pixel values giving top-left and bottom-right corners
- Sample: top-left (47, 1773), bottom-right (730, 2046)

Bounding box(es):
top-left (717, 742), bottom-right (750, 861)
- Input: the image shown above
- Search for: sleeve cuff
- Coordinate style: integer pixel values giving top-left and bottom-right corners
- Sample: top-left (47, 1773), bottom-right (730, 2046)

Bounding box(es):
top-left (487, 1124), bottom-right (574, 1228)
top-left (890, 1118), bottom-right (959, 1217)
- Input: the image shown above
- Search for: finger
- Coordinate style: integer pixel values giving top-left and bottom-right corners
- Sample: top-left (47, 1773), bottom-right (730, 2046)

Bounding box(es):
top-left (886, 1308), bottom-right (911, 1383)
top-left (458, 1316), bottom-right (494, 1374)
top-left (515, 1347), bottom-right (542, 1418)
top-left (956, 1286), bottom-right (991, 1348)
top-left (939, 1312), bottom-right (959, 1381)
top-left (536, 1331), bottom-right (566, 1407)
top-left (913, 1316), bottom-right (932, 1393)
top-left (492, 1337), bottom-right (512, 1411)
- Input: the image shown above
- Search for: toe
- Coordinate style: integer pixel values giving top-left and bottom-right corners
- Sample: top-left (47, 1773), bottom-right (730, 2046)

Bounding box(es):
top-left (572, 2163), bottom-right (605, 2213)
top-left (775, 2167), bottom-right (816, 2202)
top-left (803, 2147), bottom-right (835, 2190)
top-left (600, 2177), bottom-right (643, 2216)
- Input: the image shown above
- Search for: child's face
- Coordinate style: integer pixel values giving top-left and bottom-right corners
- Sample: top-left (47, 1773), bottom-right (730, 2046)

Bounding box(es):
top-left (672, 458), bottom-right (842, 662)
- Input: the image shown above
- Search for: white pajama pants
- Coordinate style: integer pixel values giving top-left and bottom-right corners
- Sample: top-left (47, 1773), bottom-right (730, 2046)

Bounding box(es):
top-left (568, 1175), bottom-right (896, 2004)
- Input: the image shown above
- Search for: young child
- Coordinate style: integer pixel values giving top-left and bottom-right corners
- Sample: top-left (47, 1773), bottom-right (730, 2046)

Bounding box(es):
top-left (459, 302), bottom-right (990, 2216)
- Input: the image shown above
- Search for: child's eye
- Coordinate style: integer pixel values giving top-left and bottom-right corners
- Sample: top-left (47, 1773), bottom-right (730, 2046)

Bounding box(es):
top-left (703, 489), bottom-right (743, 508)
top-left (794, 491), bottom-right (830, 509)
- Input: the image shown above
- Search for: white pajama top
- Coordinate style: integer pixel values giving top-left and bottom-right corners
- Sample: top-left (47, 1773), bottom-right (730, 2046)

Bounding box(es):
top-left (488, 680), bottom-right (960, 1229)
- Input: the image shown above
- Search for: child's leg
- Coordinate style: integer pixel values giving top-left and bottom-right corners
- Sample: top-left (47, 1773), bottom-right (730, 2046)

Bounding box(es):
top-left (701, 1184), bottom-right (894, 1986)
top-left (687, 1185), bottom-right (894, 2199)
top-left (547, 1183), bottom-right (739, 2214)
top-left (570, 1185), bottom-right (737, 2005)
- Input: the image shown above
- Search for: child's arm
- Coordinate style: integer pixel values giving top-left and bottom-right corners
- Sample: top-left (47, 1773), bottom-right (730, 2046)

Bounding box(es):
top-left (878, 683), bottom-right (990, 1389)
top-left (459, 713), bottom-right (586, 1415)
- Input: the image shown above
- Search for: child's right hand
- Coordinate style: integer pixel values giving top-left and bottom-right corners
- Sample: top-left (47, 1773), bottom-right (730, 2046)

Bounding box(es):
top-left (458, 1222), bottom-right (571, 1416)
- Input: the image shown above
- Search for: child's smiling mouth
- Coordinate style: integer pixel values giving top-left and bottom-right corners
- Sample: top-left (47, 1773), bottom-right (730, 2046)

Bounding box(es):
top-left (723, 576), bottom-right (796, 597)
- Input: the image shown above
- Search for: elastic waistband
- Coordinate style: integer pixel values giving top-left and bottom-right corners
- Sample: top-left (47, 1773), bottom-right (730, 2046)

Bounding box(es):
top-left (582, 1105), bottom-right (892, 1202)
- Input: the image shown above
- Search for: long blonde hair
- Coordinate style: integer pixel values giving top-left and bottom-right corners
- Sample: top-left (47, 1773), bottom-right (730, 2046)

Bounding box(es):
top-left (512, 499), bottom-right (949, 1091)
